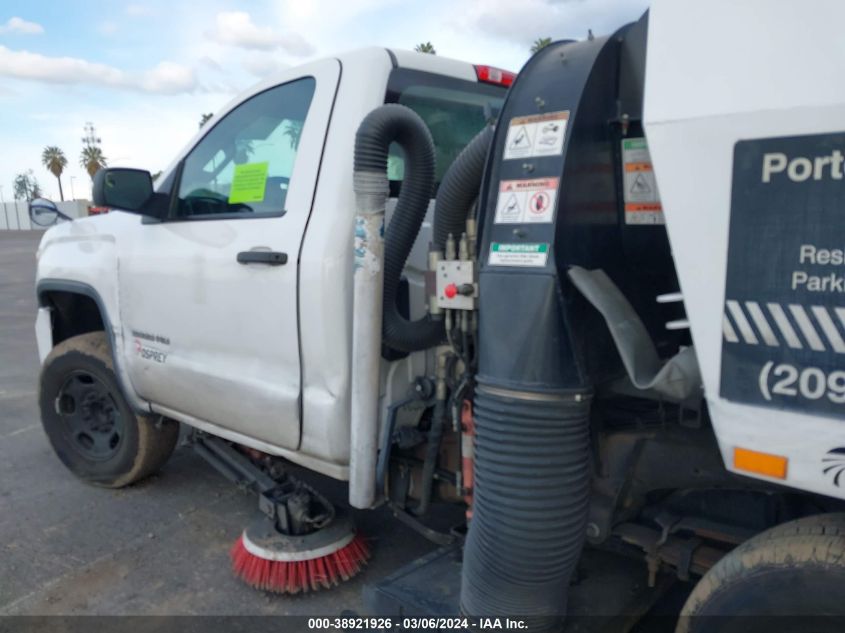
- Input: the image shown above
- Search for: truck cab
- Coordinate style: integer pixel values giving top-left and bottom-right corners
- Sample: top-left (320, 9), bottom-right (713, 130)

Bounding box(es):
top-left (33, 48), bottom-right (509, 480)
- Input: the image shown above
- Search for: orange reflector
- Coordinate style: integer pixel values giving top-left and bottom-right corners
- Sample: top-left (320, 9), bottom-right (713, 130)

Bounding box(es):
top-left (733, 447), bottom-right (788, 479)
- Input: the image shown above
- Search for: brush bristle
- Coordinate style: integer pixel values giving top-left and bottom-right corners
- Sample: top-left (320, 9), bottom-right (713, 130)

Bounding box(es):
top-left (230, 533), bottom-right (370, 593)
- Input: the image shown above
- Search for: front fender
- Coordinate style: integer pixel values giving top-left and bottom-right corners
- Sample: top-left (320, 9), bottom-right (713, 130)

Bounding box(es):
top-left (36, 213), bottom-right (151, 413)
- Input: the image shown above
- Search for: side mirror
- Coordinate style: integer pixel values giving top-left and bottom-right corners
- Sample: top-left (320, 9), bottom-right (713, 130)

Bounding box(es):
top-left (29, 198), bottom-right (71, 227)
top-left (92, 168), bottom-right (153, 212)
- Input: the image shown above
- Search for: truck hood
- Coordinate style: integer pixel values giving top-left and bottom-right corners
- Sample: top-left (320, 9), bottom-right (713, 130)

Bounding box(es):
top-left (37, 212), bottom-right (139, 261)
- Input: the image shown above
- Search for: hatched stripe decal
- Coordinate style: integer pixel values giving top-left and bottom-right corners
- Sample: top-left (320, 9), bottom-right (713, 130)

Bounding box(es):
top-left (722, 315), bottom-right (739, 343)
top-left (726, 300), bottom-right (758, 345)
top-left (789, 304), bottom-right (825, 351)
top-left (745, 301), bottom-right (778, 347)
top-left (811, 306), bottom-right (845, 353)
top-left (723, 301), bottom-right (845, 353)
top-left (766, 302), bottom-right (803, 349)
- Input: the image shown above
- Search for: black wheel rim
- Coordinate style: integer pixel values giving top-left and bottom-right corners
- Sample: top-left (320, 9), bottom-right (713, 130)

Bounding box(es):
top-left (55, 370), bottom-right (123, 461)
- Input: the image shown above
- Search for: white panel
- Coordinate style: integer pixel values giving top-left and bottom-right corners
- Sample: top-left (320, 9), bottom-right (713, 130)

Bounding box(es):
top-left (646, 0), bottom-right (845, 125)
top-left (645, 0), bottom-right (845, 499)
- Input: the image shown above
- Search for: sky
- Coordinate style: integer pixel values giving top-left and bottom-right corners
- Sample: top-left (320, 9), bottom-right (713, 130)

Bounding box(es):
top-left (0, 0), bottom-right (648, 202)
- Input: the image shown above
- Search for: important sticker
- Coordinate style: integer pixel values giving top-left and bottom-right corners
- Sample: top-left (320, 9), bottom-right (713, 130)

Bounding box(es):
top-left (229, 161), bottom-right (269, 204)
top-left (488, 242), bottom-right (549, 267)
top-left (621, 138), bottom-right (663, 225)
top-left (503, 111), bottom-right (569, 160)
top-left (494, 178), bottom-right (559, 224)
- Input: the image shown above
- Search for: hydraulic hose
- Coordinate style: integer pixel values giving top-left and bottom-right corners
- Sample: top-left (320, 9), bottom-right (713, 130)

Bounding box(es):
top-left (409, 397), bottom-right (446, 517)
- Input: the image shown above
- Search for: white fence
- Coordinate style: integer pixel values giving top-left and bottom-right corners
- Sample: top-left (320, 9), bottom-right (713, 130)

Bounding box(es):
top-left (0, 200), bottom-right (90, 230)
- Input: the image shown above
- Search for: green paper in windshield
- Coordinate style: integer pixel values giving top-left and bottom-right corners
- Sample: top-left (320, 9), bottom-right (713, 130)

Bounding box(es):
top-left (229, 162), bottom-right (269, 203)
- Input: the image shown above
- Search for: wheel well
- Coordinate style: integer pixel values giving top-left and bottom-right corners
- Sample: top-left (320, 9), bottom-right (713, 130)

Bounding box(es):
top-left (40, 291), bottom-right (105, 346)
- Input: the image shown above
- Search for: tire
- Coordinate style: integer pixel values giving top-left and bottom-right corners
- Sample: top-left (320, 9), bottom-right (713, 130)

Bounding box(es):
top-left (677, 513), bottom-right (845, 633)
top-left (39, 331), bottom-right (179, 488)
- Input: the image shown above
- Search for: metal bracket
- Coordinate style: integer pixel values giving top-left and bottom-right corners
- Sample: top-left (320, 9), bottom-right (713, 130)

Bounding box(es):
top-left (375, 378), bottom-right (435, 494)
top-left (388, 502), bottom-right (456, 547)
top-left (191, 432), bottom-right (334, 535)
top-left (675, 537), bottom-right (703, 582)
top-left (654, 510), bottom-right (681, 547)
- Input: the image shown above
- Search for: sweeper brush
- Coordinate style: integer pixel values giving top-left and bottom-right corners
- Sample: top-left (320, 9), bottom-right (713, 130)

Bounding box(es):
top-left (230, 510), bottom-right (370, 593)
top-left (191, 432), bottom-right (370, 593)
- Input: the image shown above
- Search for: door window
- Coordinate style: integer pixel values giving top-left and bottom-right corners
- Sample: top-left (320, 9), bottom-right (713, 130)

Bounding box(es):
top-left (175, 77), bottom-right (316, 219)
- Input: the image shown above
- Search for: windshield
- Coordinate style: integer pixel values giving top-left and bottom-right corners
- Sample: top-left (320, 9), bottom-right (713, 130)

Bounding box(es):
top-left (385, 69), bottom-right (506, 192)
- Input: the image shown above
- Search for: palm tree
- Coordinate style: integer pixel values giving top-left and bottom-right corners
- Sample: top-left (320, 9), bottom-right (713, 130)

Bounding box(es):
top-left (13, 170), bottom-right (41, 201)
top-left (41, 146), bottom-right (68, 201)
top-left (80, 146), bottom-right (107, 180)
top-left (414, 42), bottom-right (436, 54)
top-left (199, 113), bottom-right (213, 129)
top-left (283, 120), bottom-right (303, 150)
top-left (531, 37), bottom-right (552, 53)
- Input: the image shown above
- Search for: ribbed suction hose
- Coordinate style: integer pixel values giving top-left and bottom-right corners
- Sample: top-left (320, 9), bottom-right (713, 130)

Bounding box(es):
top-left (461, 385), bottom-right (591, 632)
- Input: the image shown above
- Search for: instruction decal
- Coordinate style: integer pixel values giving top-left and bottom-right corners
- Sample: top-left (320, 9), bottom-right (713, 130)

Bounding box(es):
top-left (503, 111), bottom-right (569, 160)
top-left (229, 161), bottom-right (269, 204)
top-left (488, 242), bottom-right (549, 267)
top-left (721, 132), bottom-right (845, 421)
top-left (621, 138), bottom-right (663, 225)
top-left (494, 177), bottom-right (559, 224)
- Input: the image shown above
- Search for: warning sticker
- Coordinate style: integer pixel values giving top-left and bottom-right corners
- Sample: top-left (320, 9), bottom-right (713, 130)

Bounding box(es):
top-left (488, 242), bottom-right (549, 267)
top-left (503, 111), bottom-right (569, 160)
top-left (621, 138), bottom-right (663, 225)
top-left (494, 178), bottom-right (559, 224)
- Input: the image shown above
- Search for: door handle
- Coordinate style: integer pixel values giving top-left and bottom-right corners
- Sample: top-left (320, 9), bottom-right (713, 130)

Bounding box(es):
top-left (236, 250), bottom-right (288, 265)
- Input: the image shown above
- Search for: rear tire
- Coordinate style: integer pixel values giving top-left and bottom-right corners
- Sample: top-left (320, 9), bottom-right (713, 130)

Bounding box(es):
top-left (39, 331), bottom-right (179, 488)
top-left (677, 513), bottom-right (845, 633)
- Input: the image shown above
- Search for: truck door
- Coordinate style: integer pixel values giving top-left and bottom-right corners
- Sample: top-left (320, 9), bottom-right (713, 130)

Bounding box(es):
top-left (118, 60), bottom-right (340, 450)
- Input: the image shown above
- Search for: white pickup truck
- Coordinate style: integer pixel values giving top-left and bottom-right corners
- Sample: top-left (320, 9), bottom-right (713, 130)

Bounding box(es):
top-left (28, 7), bottom-right (845, 625)
top-left (31, 48), bottom-right (509, 489)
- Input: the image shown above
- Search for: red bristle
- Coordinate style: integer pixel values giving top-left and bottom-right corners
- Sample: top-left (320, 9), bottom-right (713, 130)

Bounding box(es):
top-left (307, 558), bottom-right (318, 591)
top-left (324, 549), bottom-right (338, 584)
top-left (293, 561), bottom-right (304, 593)
top-left (230, 533), bottom-right (370, 594)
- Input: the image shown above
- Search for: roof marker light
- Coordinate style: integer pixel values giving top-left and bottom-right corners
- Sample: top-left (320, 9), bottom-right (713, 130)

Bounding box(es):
top-left (474, 65), bottom-right (516, 88)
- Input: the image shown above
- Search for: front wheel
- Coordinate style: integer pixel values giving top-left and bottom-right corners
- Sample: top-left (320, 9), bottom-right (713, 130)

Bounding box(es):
top-left (677, 513), bottom-right (845, 633)
top-left (39, 331), bottom-right (179, 487)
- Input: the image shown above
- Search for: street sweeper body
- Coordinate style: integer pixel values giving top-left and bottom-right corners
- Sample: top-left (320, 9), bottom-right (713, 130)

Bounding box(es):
top-left (30, 0), bottom-right (845, 629)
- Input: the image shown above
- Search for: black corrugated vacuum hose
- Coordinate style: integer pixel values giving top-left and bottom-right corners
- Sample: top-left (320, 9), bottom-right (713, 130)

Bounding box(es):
top-left (461, 386), bottom-right (590, 632)
top-left (354, 104), bottom-right (437, 353)
top-left (458, 125), bottom-right (591, 632)
top-left (432, 125), bottom-right (495, 252)
top-left (355, 106), bottom-right (495, 353)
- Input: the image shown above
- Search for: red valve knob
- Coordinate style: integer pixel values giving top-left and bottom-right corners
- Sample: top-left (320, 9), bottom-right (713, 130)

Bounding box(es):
top-left (444, 283), bottom-right (458, 299)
